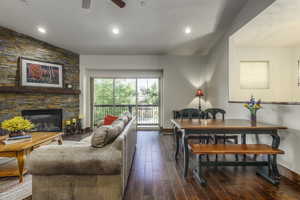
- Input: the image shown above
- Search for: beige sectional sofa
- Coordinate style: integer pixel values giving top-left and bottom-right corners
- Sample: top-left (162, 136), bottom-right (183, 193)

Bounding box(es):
top-left (29, 115), bottom-right (137, 200)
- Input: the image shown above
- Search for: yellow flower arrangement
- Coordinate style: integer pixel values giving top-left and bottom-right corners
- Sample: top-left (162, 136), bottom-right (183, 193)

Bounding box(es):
top-left (243, 104), bottom-right (249, 109)
top-left (1, 116), bottom-right (34, 132)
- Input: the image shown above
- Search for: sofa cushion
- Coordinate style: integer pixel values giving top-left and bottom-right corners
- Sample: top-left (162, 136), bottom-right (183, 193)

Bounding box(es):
top-left (91, 126), bottom-right (120, 148)
top-left (112, 118), bottom-right (126, 130)
top-left (118, 116), bottom-right (129, 124)
top-left (29, 144), bottom-right (122, 175)
top-left (80, 134), bottom-right (93, 143)
top-left (91, 119), bottom-right (126, 148)
top-left (123, 112), bottom-right (132, 120)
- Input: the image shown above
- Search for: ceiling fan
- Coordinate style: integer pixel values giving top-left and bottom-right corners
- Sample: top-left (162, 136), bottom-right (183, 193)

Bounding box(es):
top-left (82, 0), bottom-right (126, 9)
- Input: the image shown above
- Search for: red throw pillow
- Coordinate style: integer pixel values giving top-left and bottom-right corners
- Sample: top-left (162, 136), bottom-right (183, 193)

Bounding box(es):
top-left (103, 115), bottom-right (118, 125)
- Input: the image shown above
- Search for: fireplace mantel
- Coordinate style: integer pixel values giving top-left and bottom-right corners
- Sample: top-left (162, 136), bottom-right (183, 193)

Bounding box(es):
top-left (0, 86), bottom-right (81, 95)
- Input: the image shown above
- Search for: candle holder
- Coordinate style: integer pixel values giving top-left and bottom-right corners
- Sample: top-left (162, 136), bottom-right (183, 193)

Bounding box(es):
top-left (64, 118), bottom-right (83, 135)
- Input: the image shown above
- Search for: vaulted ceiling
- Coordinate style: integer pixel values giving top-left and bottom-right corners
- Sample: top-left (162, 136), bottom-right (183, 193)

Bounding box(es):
top-left (0, 0), bottom-right (247, 55)
top-left (233, 0), bottom-right (300, 48)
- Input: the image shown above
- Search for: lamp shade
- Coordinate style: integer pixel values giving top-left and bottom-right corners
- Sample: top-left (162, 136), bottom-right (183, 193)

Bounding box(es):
top-left (195, 89), bottom-right (204, 97)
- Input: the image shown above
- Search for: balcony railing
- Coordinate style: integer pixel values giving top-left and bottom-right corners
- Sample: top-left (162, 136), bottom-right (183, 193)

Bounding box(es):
top-left (93, 104), bottom-right (159, 126)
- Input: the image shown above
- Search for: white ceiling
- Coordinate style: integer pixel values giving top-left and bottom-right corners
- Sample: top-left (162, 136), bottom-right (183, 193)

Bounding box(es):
top-left (0, 0), bottom-right (246, 55)
top-left (233, 0), bottom-right (300, 48)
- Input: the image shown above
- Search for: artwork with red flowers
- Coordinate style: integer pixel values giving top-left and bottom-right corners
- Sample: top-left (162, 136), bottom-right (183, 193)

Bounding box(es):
top-left (20, 57), bottom-right (63, 88)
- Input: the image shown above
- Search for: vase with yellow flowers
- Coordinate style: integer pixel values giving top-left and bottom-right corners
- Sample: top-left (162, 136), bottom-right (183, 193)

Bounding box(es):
top-left (1, 116), bottom-right (34, 137)
top-left (244, 96), bottom-right (262, 125)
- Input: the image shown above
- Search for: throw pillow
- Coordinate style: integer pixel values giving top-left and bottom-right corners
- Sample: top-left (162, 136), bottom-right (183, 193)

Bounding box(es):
top-left (91, 127), bottom-right (110, 148)
top-left (103, 115), bottom-right (118, 125)
top-left (91, 125), bottom-right (120, 148)
top-left (112, 119), bottom-right (125, 132)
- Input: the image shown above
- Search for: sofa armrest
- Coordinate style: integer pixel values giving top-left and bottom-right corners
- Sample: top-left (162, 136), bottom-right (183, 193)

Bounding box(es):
top-left (29, 144), bottom-right (121, 176)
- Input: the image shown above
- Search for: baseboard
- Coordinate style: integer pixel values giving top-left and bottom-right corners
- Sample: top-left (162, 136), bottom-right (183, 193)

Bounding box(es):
top-left (138, 126), bottom-right (160, 131)
top-left (160, 128), bottom-right (173, 133)
top-left (278, 164), bottom-right (300, 185)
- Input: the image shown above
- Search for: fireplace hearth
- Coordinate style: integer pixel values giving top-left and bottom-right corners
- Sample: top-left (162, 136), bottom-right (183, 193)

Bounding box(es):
top-left (22, 109), bottom-right (63, 132)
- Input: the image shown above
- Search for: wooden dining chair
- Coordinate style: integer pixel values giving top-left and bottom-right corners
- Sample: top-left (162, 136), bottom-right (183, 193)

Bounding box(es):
top-left (179, 108), bottom-right (209, 142)
top-left (205, 108), bottom-right (239, 161)
top-left (205, 108), bottom-right (225, 120)
top-left (173, 108), bottom-right (210, 160)
top-left (178, 108), bottom-right (203, 120)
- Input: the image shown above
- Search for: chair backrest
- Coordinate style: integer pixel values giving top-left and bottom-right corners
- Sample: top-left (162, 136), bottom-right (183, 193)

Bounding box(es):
top-left (175, 108), bottom-right (201, 120)
top-left (205, 108), bottom-right (226, 120)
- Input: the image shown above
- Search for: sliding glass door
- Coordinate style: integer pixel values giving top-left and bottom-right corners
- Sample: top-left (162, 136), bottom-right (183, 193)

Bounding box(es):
top-left (137, 79), bottom-right (159, 125)
top-left (92, 78), bottom-right (160, 127)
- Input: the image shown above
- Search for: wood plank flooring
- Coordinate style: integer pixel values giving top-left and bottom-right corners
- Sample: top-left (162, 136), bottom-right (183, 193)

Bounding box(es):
top-left (124, 131), bottom-right (300, 200)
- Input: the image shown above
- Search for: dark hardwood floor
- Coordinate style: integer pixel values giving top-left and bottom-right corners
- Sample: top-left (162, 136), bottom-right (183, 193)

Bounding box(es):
top-left (124, 131), bottom-right (300, 200)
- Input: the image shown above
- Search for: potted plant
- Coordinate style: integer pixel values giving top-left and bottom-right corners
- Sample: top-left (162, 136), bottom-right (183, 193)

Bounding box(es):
top-left (244, 96), bottom-right (262, 125)
top-left (1, 116), bottom-right (34, 137)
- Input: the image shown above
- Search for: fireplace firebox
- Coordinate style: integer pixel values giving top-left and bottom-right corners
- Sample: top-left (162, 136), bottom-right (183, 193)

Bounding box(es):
top-left (22, 109), bottom-right (63, 132)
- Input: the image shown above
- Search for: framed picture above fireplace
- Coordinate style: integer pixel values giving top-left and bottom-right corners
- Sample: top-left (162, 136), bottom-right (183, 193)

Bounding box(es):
top-left (19, 57), bottom-right (63, 88)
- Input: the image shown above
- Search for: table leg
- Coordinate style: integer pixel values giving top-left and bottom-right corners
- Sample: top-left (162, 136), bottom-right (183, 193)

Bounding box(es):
top-left (256, 130), bottom-right (281, 185)
top-left (193, 155), bottom-right (207, 185)
top-left (58, 135), bottom-right (63, 145)
top-left (16, 151), bottom-right (26, 183)
top-left (271, 131), bottom-right (281, 179)
top-left (242, 133), bottom-right (246, 160)
top-left (271, 131), bottom-right (280, 149)
top-left (174, 126), bottom-right (180, 160)
top-left (182, 130), bottom-right (189, 177)
top-left (272, 155), bottom-right (280, 178)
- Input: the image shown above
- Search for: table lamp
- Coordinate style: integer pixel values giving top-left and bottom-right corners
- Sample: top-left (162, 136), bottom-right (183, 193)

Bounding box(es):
top-left (195, 89), bottom-right (204, 111)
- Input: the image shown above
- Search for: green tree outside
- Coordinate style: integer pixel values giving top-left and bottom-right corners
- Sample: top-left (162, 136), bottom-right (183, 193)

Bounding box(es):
top-left (93, 78), bottom-right (159, 125)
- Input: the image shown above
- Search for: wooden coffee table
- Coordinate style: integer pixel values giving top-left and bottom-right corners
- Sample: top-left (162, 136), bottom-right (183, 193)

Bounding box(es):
top-left (0, 132), bottom-right (63, 183)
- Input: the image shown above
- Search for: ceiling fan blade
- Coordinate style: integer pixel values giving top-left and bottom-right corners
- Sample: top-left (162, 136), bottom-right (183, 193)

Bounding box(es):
top-left (111, 0), bottom-right (126, 8)
top-left (82, 0), bottom-right (91, 9)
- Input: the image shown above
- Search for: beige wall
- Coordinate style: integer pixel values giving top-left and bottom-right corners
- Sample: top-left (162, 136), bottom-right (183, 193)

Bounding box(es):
top-left (229, 46), bottom-right (294, 102)
top-left (80, 55), bottom-right (207, 128)
top-left (291, 48), bottom-right (300, 102)
top-left (206, 0), bottom-right (300, 175)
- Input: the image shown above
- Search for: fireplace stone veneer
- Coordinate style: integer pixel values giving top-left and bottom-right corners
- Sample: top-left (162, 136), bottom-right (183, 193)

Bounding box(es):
top-left (0, 26), bottom-right (79, 135)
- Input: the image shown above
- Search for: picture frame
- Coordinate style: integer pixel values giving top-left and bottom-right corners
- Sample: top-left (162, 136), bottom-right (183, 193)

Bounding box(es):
top-left (19, 57), bottom-right (63, 88)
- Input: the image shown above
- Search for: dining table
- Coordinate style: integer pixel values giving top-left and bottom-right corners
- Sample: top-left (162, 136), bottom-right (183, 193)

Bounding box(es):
top-left (171, 119), bottom-right (288, 181)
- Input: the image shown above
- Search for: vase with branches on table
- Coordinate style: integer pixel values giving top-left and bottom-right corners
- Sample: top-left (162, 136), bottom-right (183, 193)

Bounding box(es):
top-left (244, 96), bottom-right (262, 125)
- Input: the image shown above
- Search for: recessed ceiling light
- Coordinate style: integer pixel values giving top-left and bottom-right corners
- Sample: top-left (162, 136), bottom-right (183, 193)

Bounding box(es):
top-left (184, 26), bottom-right (191, 34)
top-left (112, 27), bottom-right (120, 35)
top-left (37, 27), bottom-right (46, 34)
top-left (139, 0), bottom-right (147, 7)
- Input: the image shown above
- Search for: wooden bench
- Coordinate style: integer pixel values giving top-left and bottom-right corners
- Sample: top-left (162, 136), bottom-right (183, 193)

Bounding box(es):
top-left (188, 144), bottom-right (284, 185)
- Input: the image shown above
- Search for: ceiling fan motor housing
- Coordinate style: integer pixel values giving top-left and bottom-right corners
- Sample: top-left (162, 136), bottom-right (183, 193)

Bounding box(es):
top-left (111, 0), bottom-right (126, 8)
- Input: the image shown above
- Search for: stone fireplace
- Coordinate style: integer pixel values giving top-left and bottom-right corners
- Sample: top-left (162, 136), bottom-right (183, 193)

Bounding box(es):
top-left (0, 26), bottom-right (80, 136)
top-left (22, 109), bottom-right (63, 132)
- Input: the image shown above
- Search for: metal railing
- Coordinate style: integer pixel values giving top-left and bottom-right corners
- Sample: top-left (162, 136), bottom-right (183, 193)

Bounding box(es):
top-left (93, 104), bottom-right (159, 125)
